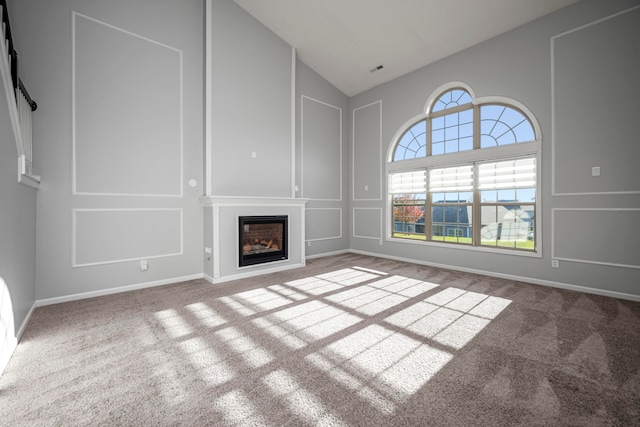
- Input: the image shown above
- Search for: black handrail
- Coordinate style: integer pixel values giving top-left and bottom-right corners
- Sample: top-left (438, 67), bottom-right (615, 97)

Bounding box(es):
top-left (19, 79), bottom-right (37, 111)
top-left (1, 0), bottom-right (37, 111)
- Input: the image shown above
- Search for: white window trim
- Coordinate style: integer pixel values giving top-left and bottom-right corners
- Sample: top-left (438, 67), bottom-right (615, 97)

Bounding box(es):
top-left (385, 83), bottom-right (542, 258)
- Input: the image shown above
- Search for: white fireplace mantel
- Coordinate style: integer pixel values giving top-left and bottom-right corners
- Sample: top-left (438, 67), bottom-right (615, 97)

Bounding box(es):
top-left (200, 196), bottom-right (309, 208)
top-left (201, 196), bottom-right (309, 284)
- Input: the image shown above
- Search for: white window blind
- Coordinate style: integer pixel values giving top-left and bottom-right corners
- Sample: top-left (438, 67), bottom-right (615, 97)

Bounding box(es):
top-left (429, 165), bottom-right (473, 192)
top-left (390, 170), bottom-right (426, 194)
top-left (478, 158), bottom-right (536, 190)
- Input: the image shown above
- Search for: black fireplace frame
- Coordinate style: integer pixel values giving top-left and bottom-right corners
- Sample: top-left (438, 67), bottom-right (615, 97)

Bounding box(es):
top-left (239, 215), bottom-right (288, 267)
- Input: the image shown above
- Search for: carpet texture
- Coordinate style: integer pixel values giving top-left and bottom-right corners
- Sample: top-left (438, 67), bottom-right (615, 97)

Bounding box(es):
top-left (1, 253), bottom-right (639, 426)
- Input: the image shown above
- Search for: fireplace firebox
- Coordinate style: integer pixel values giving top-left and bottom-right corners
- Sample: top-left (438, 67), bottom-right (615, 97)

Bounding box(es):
top-left (239, 216), bottom-right (288, 267)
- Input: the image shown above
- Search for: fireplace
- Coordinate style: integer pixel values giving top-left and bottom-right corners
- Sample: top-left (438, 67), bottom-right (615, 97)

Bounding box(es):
top-left (239, 216), bottom-right (288, 267)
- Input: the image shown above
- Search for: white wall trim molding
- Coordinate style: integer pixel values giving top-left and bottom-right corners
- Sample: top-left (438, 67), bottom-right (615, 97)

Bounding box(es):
top-left (353, 207), bottom-right (383, 243)
top-left (349, 249), bottom-right (640, 303)
top-left (291, 47), bottom-right (297, 199)
top-left (71, 11), bottom-right (184, 198)
top-left (352, 100), bottom-right (382, 201)
top-left (306, 208), bottom-right (343, 241)
top-left (205, 0), bottom-right (213, 196)
top-left (71, 208), bottom-right (184, 267)
top-left (301, 95), bottom-right (343, 201)
top-left (36, 273), bottom-right (204, 307)
top-left (552, 208), bottom-right (640, 270)
top-left (200, 196), bottom-right (309, 207)
top-left (550, 5), bottom-right (640, 196)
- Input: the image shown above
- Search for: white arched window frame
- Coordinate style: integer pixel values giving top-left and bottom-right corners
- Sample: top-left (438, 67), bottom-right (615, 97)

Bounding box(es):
top-left (386, 82), bottom-right (542, 256)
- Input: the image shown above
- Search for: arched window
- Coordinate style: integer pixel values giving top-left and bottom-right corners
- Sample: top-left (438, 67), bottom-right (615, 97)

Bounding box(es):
top-left (394, 121), bottom-right (426, 161)
top-left (480, 105), bottom-right (535, 147)
top-left (388, 83), bottom-right (540, 254)
top-left (431, 88), bottom-right (474, 156)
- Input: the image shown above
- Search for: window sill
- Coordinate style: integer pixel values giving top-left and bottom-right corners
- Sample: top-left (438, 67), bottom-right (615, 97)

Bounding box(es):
top-left (386, 236), bottom-right (542, 258)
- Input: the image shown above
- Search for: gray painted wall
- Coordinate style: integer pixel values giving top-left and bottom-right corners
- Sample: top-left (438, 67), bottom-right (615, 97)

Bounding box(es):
top-left (296, 60), bottom-right (351, 256)
top-left (9, 0), bottom-right (204, 300)
top-left (349, 0), bottom-right (640, 297)
top-left (0, 48), bottom-right (37, 370)
top-left (209, 0), bottom-right (293, 198)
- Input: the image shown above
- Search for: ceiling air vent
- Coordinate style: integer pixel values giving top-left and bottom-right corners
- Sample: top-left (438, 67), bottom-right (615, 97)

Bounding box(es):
top-left (370, 64), bottom-right (384, 73)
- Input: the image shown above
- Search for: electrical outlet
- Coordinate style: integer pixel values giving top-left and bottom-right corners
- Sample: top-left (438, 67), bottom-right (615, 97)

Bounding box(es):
top-left (307, 241), bottom-right (311, 247)
top-left (140, 260), bottom-right (149, 271)
top-left (551, 259), bottom-right (559, 268)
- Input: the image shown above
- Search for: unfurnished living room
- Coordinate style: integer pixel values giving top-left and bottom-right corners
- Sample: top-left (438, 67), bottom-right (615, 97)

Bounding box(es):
top-left (1, 0), bottom-right (639, 425)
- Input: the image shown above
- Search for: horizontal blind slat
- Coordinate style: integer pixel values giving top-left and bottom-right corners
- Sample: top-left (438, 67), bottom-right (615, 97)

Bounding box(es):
top-left (478, 158), bottom-right (536, 190)
top-left (429, 165), bottom-right (473, 192)
top-left (390, 170), bottom-right (426, 194)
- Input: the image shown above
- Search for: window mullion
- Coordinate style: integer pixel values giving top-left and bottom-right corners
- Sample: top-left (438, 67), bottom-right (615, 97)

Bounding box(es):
top-left (425, 167), bottom-right (432, 240)
top-left (471, 105), bottom-right (481, 246)
top-left (426, 118), bottom-right (432, 157)
top-left (473, 104), bottom-right (480, 150)
top-left (472, 162), bottom-right (481, 246)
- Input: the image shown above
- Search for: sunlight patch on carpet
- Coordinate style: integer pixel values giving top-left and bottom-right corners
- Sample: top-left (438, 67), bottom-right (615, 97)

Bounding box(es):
top-left (151, 265), bottom-right (512, 419)
top-left (305, 352), bottom-right (396, 415)
top-left (214, 326), bottom-right (274, 368)
top-left (263, 369), bottom-right (348, 426)
top-left (177, 337), bottom-right (235, 387)
top-left (250, 316), bottom-right (308, 350)
top-left (154, 308), bottom-right (194, 339)
top-left (185, 302), bottom-right (228, 328)
top-left (315, 268), bottom-right (380, 286)
top-left (229, 287), bottom-right (298, 312)
top-left (213, 390), bottom-right (268, 426)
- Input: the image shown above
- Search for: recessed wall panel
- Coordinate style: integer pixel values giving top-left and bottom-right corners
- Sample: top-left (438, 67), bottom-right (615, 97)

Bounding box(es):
top-left (353, 101), bottom-right (382, 200)
top-left (73, 209), bottom-right (183, 267)
top-left (353, 208), bottom-right (382, 240)
top-left (73, 13), bottom-right (182, 196)
top-left (553, 209), bottom-right (640, 269)
top-left (302, 96), bottom-right (342, 200)
top-left (306, 208), bottom-right (342, 241)
top-left (552, 7), bottom-right (640, 195)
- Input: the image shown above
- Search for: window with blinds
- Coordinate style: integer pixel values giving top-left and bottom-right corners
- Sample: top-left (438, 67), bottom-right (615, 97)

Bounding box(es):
top-left (389, 170), bottom-right (426, 194)
top-left (387, 83), bottom-right (540, 253)
top-left (390, 170), bottom-right (427, 239)
top-left (479, 157), bottom-right (536, 250)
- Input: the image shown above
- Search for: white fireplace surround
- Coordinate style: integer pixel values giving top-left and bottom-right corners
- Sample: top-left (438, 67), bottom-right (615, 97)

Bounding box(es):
top-left (200, 196), bottom-right (309, 284)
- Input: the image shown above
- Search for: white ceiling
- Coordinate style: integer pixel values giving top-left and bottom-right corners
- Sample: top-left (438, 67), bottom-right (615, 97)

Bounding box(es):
top-left (234, 0), bottom-right (579, 96)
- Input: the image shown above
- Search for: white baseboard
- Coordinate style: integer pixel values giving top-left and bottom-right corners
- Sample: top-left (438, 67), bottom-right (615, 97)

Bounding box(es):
top-left (305, 249), bottom-right (350, 260)
top-left (36, 273), bottom-right (204, 307)
top-left (349, 249), bottom-right (640, 302)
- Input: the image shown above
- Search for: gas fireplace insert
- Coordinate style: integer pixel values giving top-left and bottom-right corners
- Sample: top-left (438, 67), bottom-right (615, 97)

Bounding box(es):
top-left (239, 215), bottom-right (288, 267)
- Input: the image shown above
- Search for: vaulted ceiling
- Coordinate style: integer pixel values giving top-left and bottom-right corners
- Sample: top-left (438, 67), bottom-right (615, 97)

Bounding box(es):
top-left (234, 0), bottom-right (579, 96)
